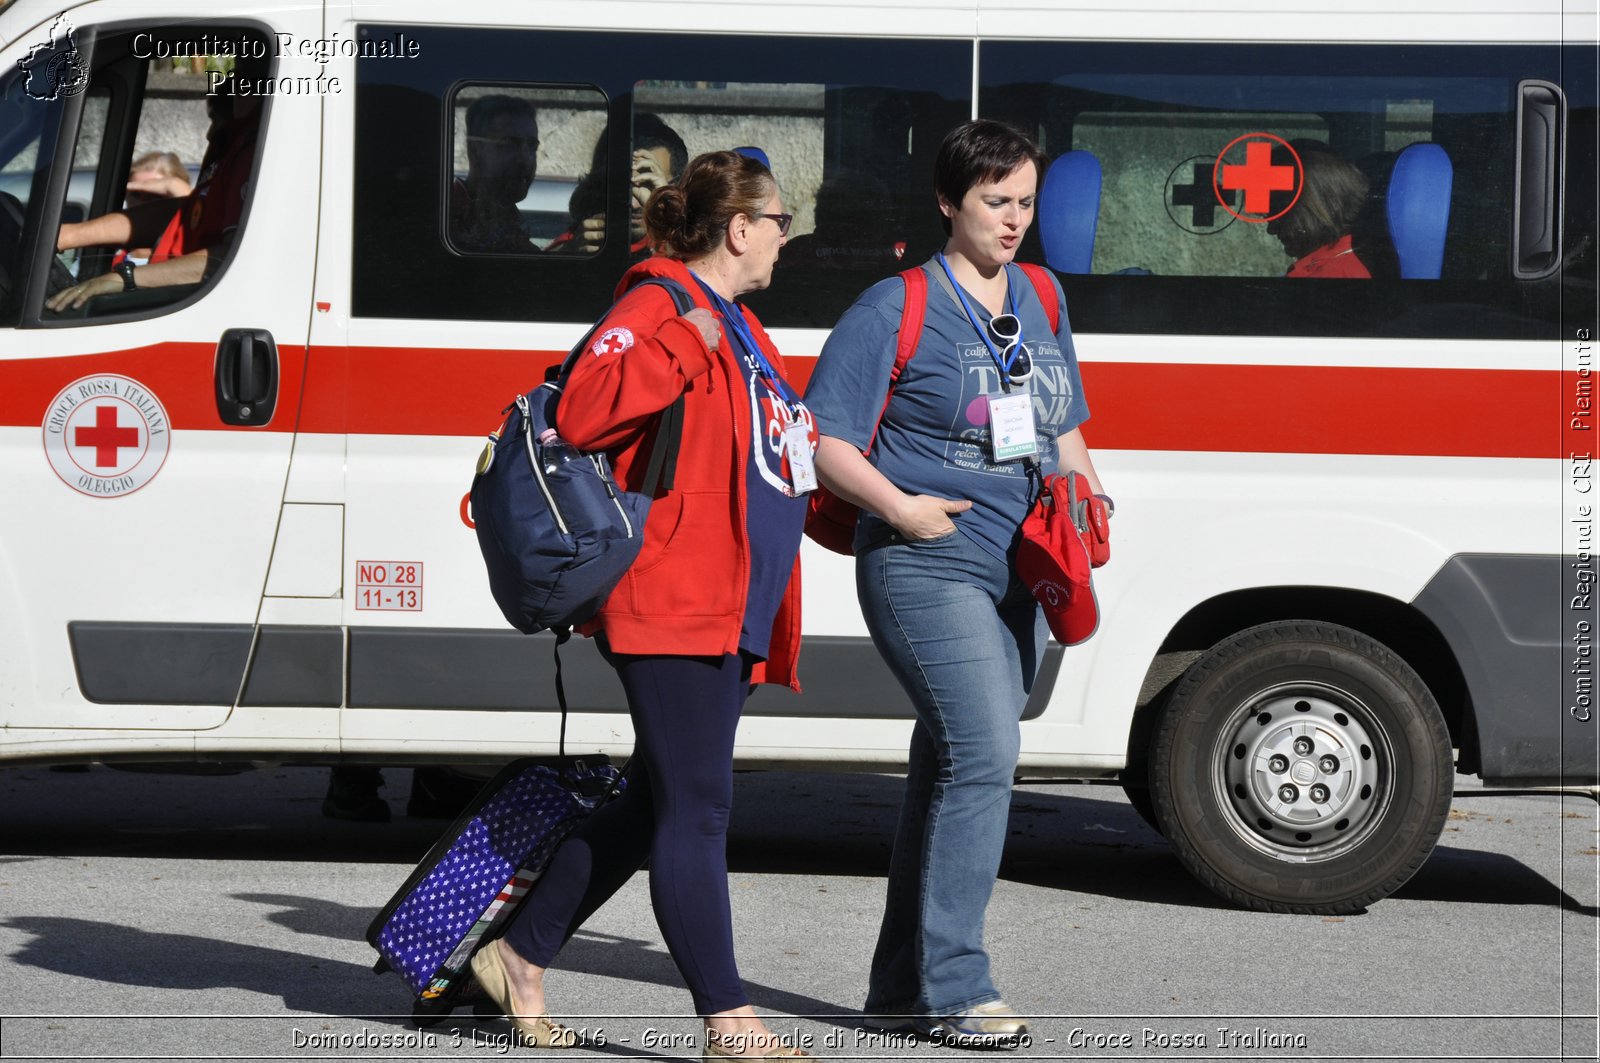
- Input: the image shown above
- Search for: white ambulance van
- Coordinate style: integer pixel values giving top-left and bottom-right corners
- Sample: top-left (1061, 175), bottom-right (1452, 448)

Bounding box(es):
top-left (0, 0), bottom-right (1594, 913)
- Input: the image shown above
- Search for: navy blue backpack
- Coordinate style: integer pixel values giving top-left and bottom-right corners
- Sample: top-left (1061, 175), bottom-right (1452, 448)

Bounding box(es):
top-left (471, 278), bottom-right (691, 637)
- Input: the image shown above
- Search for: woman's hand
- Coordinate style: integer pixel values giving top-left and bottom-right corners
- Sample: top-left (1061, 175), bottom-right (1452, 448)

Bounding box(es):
top-left (681, 307), bottom-right (721, 350)
top-left (46, 271), bottom-right (122, 313)
top-left (887, 493), bottom-right (972, 541)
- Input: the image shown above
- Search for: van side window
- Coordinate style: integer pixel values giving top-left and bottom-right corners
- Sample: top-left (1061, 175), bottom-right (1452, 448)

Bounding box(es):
top-left (32, 29), bottom-right (270, 324)
top-left (982, 40), bottom-right (1589, 339)
top-left (0, 58), bottom-right (67, 324)
top-left (352, 26), bottom-right (969, 326)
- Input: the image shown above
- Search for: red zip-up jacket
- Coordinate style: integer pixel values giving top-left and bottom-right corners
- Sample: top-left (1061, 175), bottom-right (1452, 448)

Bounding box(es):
top-left (557, 255), bottom-right (803, 690)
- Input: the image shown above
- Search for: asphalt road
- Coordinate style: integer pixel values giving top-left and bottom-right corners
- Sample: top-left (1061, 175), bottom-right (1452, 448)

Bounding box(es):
top-left (0, 764), bottom-right (1595, 1061)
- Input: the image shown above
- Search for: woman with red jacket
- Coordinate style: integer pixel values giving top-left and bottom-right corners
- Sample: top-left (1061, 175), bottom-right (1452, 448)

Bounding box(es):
top-left (471, 151), bottom-right (816, 1060)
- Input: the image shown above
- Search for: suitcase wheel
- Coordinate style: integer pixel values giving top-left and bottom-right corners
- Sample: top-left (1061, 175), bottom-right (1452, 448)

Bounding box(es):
top-left (411, 997), bottom-right (453, 1028)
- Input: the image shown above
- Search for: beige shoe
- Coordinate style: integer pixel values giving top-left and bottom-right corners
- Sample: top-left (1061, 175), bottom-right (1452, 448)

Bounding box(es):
top-left (923, 1001), bottom-right (1029, 1049)
top-left (468, 940), bottom-right (576, 1049)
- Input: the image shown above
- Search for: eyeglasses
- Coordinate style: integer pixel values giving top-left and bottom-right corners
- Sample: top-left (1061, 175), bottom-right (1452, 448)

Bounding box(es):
top-left (987, 312), bottom-right (1033, 384)
top-left (469, 135), bottom-right (541, 154)
top-left (754, 212), bottom-right (793, 236)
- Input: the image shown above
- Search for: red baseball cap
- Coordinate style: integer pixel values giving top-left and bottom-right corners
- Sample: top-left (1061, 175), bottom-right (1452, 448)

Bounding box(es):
top-left (1016, 471), bottom-right (1102, 646)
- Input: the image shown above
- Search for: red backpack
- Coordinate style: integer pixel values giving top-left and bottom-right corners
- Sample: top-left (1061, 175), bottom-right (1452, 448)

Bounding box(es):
top-left (804, 262), bottom-right (1062, 555)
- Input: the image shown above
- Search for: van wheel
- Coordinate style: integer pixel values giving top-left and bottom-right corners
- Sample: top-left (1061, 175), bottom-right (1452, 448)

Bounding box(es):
top-left (1118, 773), bottom-right (1162, 835)
top-left (1149, 621), bottom-right (1453, 914)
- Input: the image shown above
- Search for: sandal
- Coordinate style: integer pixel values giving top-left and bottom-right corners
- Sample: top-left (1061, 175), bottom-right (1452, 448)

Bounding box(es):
top-left (468, 940), bottom-right (576, 1049)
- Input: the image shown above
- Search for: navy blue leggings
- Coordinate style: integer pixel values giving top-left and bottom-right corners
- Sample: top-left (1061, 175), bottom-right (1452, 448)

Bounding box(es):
top-left (499, 651), bottom-right (751, 1016)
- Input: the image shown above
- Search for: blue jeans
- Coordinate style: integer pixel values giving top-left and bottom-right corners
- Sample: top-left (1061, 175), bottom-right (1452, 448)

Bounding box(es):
top-left (856, 521), bottom-right (1047, 1018)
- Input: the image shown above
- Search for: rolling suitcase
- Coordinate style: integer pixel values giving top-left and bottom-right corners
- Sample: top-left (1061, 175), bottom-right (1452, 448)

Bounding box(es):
top-left (367, 754), bottom-right (623, 1026)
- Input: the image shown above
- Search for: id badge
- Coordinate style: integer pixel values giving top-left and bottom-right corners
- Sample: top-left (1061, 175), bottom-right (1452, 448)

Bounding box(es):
top-left (784, 422), bottom-right (818, 494)
top-left (987, 391), bottom-right (1039, 462)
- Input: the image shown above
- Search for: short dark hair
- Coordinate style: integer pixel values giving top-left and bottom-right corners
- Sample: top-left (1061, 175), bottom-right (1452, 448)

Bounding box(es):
top-left (634, 112), bottom-right (688, 179)
top-left (465, 94), bottom-right (538, 140)
top-left (933, 120), bottom-right (1048, 235)
top-left (1274, 147), bottom-right (1369, 258)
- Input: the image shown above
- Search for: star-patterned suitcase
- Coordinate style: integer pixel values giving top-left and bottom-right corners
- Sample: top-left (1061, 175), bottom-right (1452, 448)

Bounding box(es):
top-left (367, 756), bottom-right (623, 1024)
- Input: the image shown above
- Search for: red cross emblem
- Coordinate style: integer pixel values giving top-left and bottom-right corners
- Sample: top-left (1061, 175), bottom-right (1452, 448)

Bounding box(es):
top-left (1213, 133), bottom-right (1303, 223)
top-left (591, 327), bottom-right (634, 357)
top-left (43, 374), bottom-right (171, 497)
top-left (74, 404), bottom-right (140, 467)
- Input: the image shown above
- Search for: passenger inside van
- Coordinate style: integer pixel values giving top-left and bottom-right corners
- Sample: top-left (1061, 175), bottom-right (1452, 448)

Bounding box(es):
top-left (450, 94), bottom-right (543, 254)
top-left (46, 79), bottom-right (261, 312)
top-left (779, 168), bottom-right (915, 269)
top-left (1268, 143), bottom-right (1373, 278)
top-left (116, 151), bottom-right (192, 265)
top-left (550, 112), bottom-right (687, 258)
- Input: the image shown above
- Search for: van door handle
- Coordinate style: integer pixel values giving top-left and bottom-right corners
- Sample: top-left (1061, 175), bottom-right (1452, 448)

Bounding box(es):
top-left (215, 328), bottom-right (279, 426)
top-left (1513, 79), bottom-right (1566, 280)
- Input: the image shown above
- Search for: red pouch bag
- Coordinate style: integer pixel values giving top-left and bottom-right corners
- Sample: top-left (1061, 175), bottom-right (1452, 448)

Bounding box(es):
top-left (1016, 470), bottom-right (1109, 645)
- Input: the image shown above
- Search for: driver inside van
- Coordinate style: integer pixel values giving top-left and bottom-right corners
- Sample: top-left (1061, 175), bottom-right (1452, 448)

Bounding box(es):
top-left (47, 76), bottom-right (261, 312)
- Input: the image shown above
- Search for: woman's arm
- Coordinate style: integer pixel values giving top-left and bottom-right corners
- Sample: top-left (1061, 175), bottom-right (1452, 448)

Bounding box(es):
top-left (1056, 427), bottom-right (1106, 498)
top-left (44, 248), bottom-right (212, 313)
top-left (56, 197), bottom-right (184, 253)
top-left (557, 290), bottom-right (719, 452)
top-left (815, 434), bottom-right (971, 541)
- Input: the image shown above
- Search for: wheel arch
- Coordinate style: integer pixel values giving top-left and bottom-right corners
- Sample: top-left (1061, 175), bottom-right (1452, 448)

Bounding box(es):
top-left (1126, 585), bottom-right (1473, 780)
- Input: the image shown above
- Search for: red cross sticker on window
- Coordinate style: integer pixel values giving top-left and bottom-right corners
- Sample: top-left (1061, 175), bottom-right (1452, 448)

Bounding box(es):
top-left (1213, 133), bottom-right (1303, 223)
top-left (74, 404), bottom-right (140, 468)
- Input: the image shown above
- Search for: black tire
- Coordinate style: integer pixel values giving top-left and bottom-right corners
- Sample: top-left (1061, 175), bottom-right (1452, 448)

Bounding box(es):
top-left (1119, 776), bottom-right (1163, 836)
top-left (1149, 621), bottom-right (1453, 914)
top-left (1120, 783), bottom-right (1162, 836)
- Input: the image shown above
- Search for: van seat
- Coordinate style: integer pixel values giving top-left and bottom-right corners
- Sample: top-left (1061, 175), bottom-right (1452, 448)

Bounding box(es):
top-left (1387, 143), bottom-right (1453, 279)
top-left (1038, 150), bottom-right (1101, 275)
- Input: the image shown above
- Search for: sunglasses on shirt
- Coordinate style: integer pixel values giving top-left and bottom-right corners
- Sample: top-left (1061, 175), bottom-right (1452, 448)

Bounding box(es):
top-left (988, 312), bottom-right (1034, 385)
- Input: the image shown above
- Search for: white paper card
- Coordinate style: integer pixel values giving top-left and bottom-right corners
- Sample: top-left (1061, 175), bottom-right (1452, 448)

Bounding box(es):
top-left (987, 392), bottom-right (1038, 462)
top-left (784, 422), bottom-right (818, 493)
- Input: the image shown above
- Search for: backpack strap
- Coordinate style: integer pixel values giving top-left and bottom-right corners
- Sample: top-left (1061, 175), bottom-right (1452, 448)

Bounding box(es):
top-left (551, 277), bottom-right (692, 496)
top-left (638, 279), bottom-right (693, 496)
top-left (863, 266), bottom-right (929, 454)
top-left (1017, 262), bottom-right (1062, 334)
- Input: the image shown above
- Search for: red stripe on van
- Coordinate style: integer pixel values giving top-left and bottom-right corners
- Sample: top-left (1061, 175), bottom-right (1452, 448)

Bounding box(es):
top-left (1080, 361), bottom-right (1557, 458)
top-left (0, 341), bottom-right (309, 430)
top-left (0, 343), bottom-right (1564, 458)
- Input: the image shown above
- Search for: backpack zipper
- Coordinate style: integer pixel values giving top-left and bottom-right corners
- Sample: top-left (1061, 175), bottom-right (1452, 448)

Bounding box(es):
top-left (592, 454), bottom-right (636, 538)
top-left (519, 392), bottom-right (570, 537)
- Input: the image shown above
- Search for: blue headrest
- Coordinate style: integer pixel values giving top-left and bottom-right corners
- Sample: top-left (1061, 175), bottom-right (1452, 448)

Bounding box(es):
top-left (734, 146), bottom-right (771, 171)
top-left (1038, 150), bottom-right (1101, 275)
top-left (1386, 143), bottom-right (1453, 279)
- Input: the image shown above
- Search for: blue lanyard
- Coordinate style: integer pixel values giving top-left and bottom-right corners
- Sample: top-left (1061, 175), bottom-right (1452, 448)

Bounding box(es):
top-left (689, 273), bottom-right (802, 410)
top-left (936, 253), bottom-right (1025, 385)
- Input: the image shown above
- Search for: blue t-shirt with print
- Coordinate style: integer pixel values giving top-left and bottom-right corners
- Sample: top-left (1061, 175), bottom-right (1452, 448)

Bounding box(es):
top-left (704, 296), bottom-right (812, 661)
top-left (803, 258), bottom-right (1089, 561)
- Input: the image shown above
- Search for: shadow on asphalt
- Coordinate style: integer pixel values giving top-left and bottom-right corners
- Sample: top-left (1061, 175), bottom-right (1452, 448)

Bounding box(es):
top-left (1395, 842), bottom-right (1597, 914)
top-left (0, 912), bottom-right (850, 1033)
top-left (2, 765), bottom-right (1587, 915)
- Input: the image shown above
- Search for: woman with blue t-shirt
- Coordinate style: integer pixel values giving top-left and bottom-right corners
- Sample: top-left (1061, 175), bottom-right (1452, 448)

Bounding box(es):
top-left (805, 120), bottom-right (1107, 1048)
